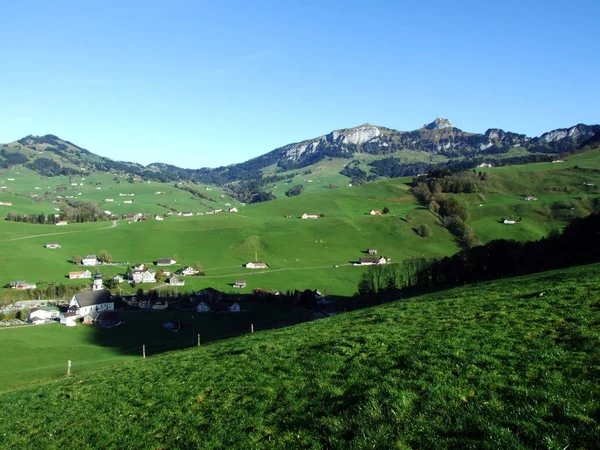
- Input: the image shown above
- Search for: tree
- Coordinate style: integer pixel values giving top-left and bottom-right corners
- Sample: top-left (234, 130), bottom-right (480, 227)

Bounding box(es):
top-left (382, 206), bottom-right (390, 214)
top-left (136, 288), bottom-right (144, 299)
top-left (406, 212), bottom-right (413, 222)
top-left (72, 255), bottom-right (82, 265)
top-left (194, 261), bottom-right (203, 272)
top-left (98, 249), bottom-right (112, 263)
top-left (416, 224), bottom-right (432, 238)
top-left (156, 269), bottom-right (164, 281)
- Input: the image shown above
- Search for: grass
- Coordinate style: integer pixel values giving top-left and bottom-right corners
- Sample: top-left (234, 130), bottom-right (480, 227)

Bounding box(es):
top-left (0, 262), bottom-right (598, 448)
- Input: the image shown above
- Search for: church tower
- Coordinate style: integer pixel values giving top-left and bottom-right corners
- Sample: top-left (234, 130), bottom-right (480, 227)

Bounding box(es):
top-left (93, 272), bottom-right (103, 291)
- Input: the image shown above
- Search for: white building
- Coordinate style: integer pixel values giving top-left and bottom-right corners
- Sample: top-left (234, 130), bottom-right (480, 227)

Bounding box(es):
top-left (302, 213), bottom-right (319, 219)
top-left (82, 255), bottom-right (98, 266)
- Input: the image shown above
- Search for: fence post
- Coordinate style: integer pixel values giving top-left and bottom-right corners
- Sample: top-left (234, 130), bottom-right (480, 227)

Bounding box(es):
top-left (142, 344), bottom-right (146, 359)
top-left (197, 334), bottom-right (200, 347)
top-left (251, 323), bottom-right (254, 334)
top-left (66, 360), bottom-right (71, 377)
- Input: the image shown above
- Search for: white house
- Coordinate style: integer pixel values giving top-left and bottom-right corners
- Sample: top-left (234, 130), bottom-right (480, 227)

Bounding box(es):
top-left (69, 270), bottom-right (92, 279)
top-left (229, 207), bottom-right (238, 213)
top-left (301, 213), bottom-right (319, 219)
top-left (56, 220), bottom-right (68, 226)
top-left (180, 266), bottom-right (199, 276)
top-left (181, 212), bottom-right (193, 217)
top-left (28, 306), bottom-right (60, 323)
top-left (245, 261), bottom-right (268, 269)
top-left (67, 290), bottom-right (113, 320)
top-left (133, 263), bottom-right (145, 271)
top-left (369, 210), bottom-right (382, 215)
top-left (123, 200), bottom-right (133, 204)
top-left (82, 255), bottom-right (98, 266)
top-left (359, 256), bottom-right (387, 266)
top-left (105, 198), bottom-right (114, 202)
top-left (233, 280), bottom-right (246, 288)
top-left (169, 275), bottom-right (184, 286)
top-left (45, 242), bottom-right (61, 249)
top-left (132, 269), bottom-right (156, 283)
top-left (503, 219), bottom-right (516, 224)
top-left (9, 280), bottom-right (36, 290)
top-left (113, 275), bottom-right (124, 284)
top-left (156, 258), bottom-right (176, 266)
top-left (228, 303), bottom-right (241, 313)
top-left (197, 302), bottom-right (211, 312)
top-left (155, 215), bottom-right (164, 221)
top-left (478, 163), bottom-right (493, 168)
top-left (60, 311), bottom-right (78, 327)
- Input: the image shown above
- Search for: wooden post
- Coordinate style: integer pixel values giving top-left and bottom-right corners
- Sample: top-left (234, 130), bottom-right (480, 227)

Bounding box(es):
top-left (251, 323), bottom-right (254, 334)
top-left (197, 334), bottom-right (200, 347)
top-left (66, 360), bottom-right (71, 377)
top-left (142, 345), bottom-right (146, 359)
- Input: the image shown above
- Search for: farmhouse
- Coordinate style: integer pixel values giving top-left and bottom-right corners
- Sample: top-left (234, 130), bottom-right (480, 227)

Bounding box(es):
top-left (478, 163), bottom-right (493, 168)
top-left (0, 201), bottom-right (12, 206)
top-left (367, 248), bottom-right (377, 255)
top-left (155, 215), bottom-right (164, 220)
top-left (503, 219), bottom-right (517, 224)
top-left (233, 280), bottom-right (246, 288)
top-left (228, 303), bottom-right (241, 313)
top-left (180, 266), bottom-right (199, 276)
top-left (45, 242), bottom-right (61, 249)
top-left (229, 207), bottom-right (238, 213)
top-left (56, 220), bottom-right (68, 226)
top-left (359, 256), bottom-right (387, 266)
top-left (82, 255), bottom-right (98, 266)
top-left (369, 210), bottom-right (382, 215)
top-left (181, 212), bottom-right (193, 217)
top-left (132, 269), bottom-right (156, 283)
top-left (197, 302), bottom-right (211, 312)
top-left (69, 270), bottom-right (92, 279)
top-left (60, 311), bottom-right (78, 327)
top-left (105, 198), bottom-right (114, 202)
top-left (245, 261), bottom-right (268, 269)
top-left (169, 275), bottom-right (184, 286)
top-left (9, 280), bottom-right (36, 290)
top-left (524, 195), bottom-right (538, 201)
top-left (123, 200), bottom-right (133, 204)
top-left (157, 258), bottom-right (176, 266)
top-left (134, 263), bottom-right (145, 271)
top-left (113, 275), bottom-right (124, 284)
top-left (301, 213), bottom-right (319, 219)
top-left (28, 306), bottom-right (60, 324)
top-left (68, 290), bottom-right (113, 319)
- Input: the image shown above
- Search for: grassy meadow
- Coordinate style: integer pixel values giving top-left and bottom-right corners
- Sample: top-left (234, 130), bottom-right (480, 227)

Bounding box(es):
top-left (0, 262), bottom-right (598, 448)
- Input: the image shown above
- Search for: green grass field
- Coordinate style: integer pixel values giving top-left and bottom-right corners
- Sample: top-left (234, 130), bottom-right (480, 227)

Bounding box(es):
top-left (0, 262), bottom-right (598, 448)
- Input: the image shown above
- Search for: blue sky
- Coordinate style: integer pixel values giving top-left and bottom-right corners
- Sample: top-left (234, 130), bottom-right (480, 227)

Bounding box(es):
top-left (1, 0), bottom-right (598, 168)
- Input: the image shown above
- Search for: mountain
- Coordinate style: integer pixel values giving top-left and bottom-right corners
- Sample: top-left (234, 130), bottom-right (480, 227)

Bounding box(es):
top-left (1, 119), bottom-right (599, 188)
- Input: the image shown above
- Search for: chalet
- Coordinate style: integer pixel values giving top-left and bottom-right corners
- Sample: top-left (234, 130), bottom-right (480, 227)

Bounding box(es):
top-left (82, 255), bottom-right (98, 266)
top-left (213, 209), bottom-right (223, 213)
top-left (157, 258), bottom-right (176, 266)
top-left (229, 207), bottom-right (238, 213)
top-left (180, 266), bottom-right (199, 276)
top-left (524, 195), bottom-right (538, 201)
top-left (359, 256), bottom-right (388, 266)
top-left (228, 303), bottom-right (241, 313)
top-left (68, 290), bottom-right (113, 319)
top-left (113, 275), bottom-right (124, 284)
top-left (197, 302), bottom-right (211, 312)
top-left (60, 311), bottom-right (78, 327)
top-left (104, 210), bottom-right (112, 215)
top-left (369, 210), bottom-right (382, 215)
top-left (9, 280), bottom-right (36, 290)
top-left (245, 261), bottom-right (268, 269)
top-left (56, 220), bottom-right (68, 226)
top-left (155, 215), bottom-right (164, 221)
top-left (301, 213), bottom-right (319, 219)
top-left (69, 270), bottom-right (92, 279)
top-left (132, 269), bottom-right (156, 283)
top-left (123, 200), bottom-right (133, 204)
top-left (28, 306), bottom-right (60, 324)
top-left (134, 263), bottom-right (145, 271)
top-left (233, 280), bottom-right (247, 288)
top-left (169, 275), bottom-right (185, 286)
top-left (181, 212), bottom-right (193, 217)
top-left (46, 242), bottom-right (61, 249)
top-left (503, 219), bottom-right (517, 224)
top-left (367, 248), bottom-right (377, 255)
top-left (105, 198), bottom-right (114, 202)
top-left (552, 160), bottom-right (564, 163)
top-left (162, 270), bottom-right (172, 277)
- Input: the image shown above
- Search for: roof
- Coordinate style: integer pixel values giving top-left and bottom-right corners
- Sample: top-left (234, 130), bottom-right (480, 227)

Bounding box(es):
top-left (84, 254), bottom-right (97, 259)
top-left (69, 270), bottom-right (90, 276)
top-left (157, 258), bottom-right (173, 264)
top-left (360, 256), bottom-right (384, 263)
top-left (72, 290), bottom-right (112, 308)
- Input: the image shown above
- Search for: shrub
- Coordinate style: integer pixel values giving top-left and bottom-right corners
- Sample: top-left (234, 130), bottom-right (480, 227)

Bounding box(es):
top-left (416, 224), bottom-right (432, 238)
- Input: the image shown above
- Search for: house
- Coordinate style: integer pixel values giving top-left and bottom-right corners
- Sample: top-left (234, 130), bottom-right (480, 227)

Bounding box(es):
top-left (195, 288), bottom-right (222, 303)
top-left (169, 275), bottom-right (185, 286)
top-left (134, 263), bottom-right (145, 271)
top-left (105, 198), bottom-right (114, 202)
top-left (197, 302), bottom-right (211, 312)
top-left (228, 303), bottom-right (241, 313)
top-left (56, 220), bottom-right (68, 226)
top-left (151, 301), bottom-right (169, 311)
top-left (82, 255), bottom-right (98, 266)
top-left (155, 215), bottom-right (164, 221)
top-left (28, 306), bottom-right (60, 324)
top-left (181, 212), bottom-right (193, 217)
top-left (0, 201), bottom-right (12, 206)
top-left (132, 269), bottom-right (156, 283)
top-left (552, 159), bottom-right (564, 163)
top-left (359, 256), bottom-right (388, 266)
top-left (113, 275), bottom-right (124, 284)
top-left (104, 210), bottom-right (112, 215)
top-left (123, 200), bottom-right (133, 204)
top-left (46, 242), bottom-right (61, 249)
top-left (301, 213), bottom-right (319, 219)
top-left (245, 261), bottom-right (268, 269)
top-left (233, 280), bottom-right (247, 288)
top-left (369, 210), bottom-right (382, 215)
top-left (524, 195), bottom-right (538, 201)
top-left (214, 209), bottom-right (223, 213)
top-left (367, 248), bottom-right (377, 255)
top-left (68, 290), bottom-right (113, 319)
top-left (157, 258), bottom-right (176, 266)
top-left (229, 207), bottom-right (238, 213)
top-left (503, 219), bottom-right (517, 224)
top-left (69, 270), bottom-right (92, 279)
top-left (60, 311), bottom-right (78, 327)
top-left (478, 163), bottom-right (493, 168)
top-left (180, 266), bottom-right (199, 276)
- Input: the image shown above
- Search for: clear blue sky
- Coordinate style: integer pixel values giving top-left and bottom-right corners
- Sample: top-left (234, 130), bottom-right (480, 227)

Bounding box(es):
top-left (1, 0), bottom-right (598, 168)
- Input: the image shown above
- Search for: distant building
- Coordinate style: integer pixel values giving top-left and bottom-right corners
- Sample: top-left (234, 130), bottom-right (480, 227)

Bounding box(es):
top-left (169, 275), bottom-right (184, 286)
top-left (67, 290), bottom-right (113, 320)
top-left (301, 213), bottom-right (319, 219)
top-left (228, 303), bottom-right (241, 313)
top-left (9, 280), bottom-right (36, 290)
top-left (180, 266), bottom-right (199, 276)
top-left (233, 280), bottom-right (247, 288)
top-left (197, 302), bottom-right (211, 312)
top-left (132, 269), bottom-right (156, 283)
top-left (369, 210), bottom-right (382, 215)
top-left (523, 195), bottom-right (538, 201)
top-left (45, 242), bottom-right (61, 249)
top-left (69, 270), bottom-right (92, 279)
top-left (245, 261), bottom-right (268, 269)
top-left (229, 207), bottom-right (238, 213)
top-left (157, 258), bottom-right (176, 266)
top-left (56, 220), bottom-right (68, 226)
top-left (82, 255), bottom-right (98, 266)
top-left (367, 248), bottom-right (377, 255)
top-left (359, 256), bottom-right (387, 266)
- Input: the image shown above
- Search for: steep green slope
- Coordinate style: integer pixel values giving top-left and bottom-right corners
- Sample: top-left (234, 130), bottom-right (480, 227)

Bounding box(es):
top-left (0, 263), bottom-right (598, 448)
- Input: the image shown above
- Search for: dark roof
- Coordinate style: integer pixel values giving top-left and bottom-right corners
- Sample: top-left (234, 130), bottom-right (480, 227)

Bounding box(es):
top-left (73, 290), bottom-right (112, 307)
top-left (360, 256), bottom-right (383, 263)
top-left (157, 258), bottom-right (173, 264)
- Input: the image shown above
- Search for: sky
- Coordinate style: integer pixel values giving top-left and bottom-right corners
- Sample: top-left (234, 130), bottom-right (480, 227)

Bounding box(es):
top-left (1, 0), bottom-right (598, 168)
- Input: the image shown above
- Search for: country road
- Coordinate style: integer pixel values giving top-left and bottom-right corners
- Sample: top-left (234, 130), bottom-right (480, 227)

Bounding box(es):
top-left (4, 221), bottom-right (118, 242)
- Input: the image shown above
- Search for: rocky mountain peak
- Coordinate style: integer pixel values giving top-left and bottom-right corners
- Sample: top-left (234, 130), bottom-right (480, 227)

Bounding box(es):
top-left (423, 118), bottom-right (453, 130)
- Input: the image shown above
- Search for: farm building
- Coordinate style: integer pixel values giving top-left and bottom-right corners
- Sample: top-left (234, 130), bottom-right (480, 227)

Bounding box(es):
top-left (132, 270), bottom-right (156, 283)
top-left (155, 215), bottom-right (164, 220)
top-left (524, 196), bottom-right (538, 201)
top-left (82, 255), bottom-right (98, 266)
top-left (367, 248), bottom-right (377, 255)
top-left (169, 275), bottom-right (184, 286)
top-left (28, 306), bottom-right (60, 324)
top-left (245, 261), bottom-right (268, 269)
top-left (45, 242), bottom-right (61, 249)
top-left (157, 258), bottom-right (176, 266)
top-left (301, 213), bottom-right (319, 219)
top-left (229, 207), bottom-right (238, 213)
top-left (233, 280), bottom-right (246, 288)
top-left (134, 263), bottom-right (145, 271)
top-left (369, 210), bottom-right (382, 215)
top-left (69, 270), bottom-right (92, 280)
top-left (56, 220), bottom-right (68, 226)
top-left (180, 267), bottom-right (199, 276)
top-left (359, 256), bottom-right (388, 266)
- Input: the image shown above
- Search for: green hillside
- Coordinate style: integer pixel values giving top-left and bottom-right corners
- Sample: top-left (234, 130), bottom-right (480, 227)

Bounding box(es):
top-left (0, 263), bottom-right (598, 448)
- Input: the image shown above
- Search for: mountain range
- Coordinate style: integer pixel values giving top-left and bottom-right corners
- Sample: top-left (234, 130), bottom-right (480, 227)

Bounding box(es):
top-left (1, 118), bottom-right (599, 186)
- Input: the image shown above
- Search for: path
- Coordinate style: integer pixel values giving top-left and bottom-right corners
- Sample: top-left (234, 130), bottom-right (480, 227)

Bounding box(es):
top-left (202, 263), bottom-right (354, 279)
top-left (4, 220), bottom-right (117, 242)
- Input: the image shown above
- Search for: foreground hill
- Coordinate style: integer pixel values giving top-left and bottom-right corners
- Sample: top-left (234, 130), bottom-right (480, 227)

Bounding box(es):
top-left (0, 263), bottom-right (598, 448)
